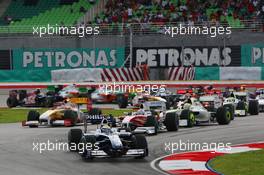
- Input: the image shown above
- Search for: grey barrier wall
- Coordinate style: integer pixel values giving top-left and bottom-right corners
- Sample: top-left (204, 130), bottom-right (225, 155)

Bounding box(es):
top-left (0, 35), bottom-right (125, 49)
top-left (0, 31), bottom-right (263, 49)
top-left (132, 31), bottom-right (264, 47)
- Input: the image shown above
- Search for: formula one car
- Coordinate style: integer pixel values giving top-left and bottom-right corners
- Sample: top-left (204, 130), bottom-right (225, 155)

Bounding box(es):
top-left (153, 87), bottom-right (182, 109)
top-left (91, 87), bottom-right (117, 103)
top-left (255, 89), bottom-right (264, 112)
top-left (228, 91), bottom-right (259, 116)
top-left (120, 100), bottom-right (179, 135)
top-left (90, 86), bottom-right (133, 108)
top-left (256, 94), bottom-right (264, 112)
top-left (131, 92), bottom-right (167, 108)
top-left (7, 85), bottom-right (97, 108)
top-left (199, 95), bottom-right (235, 120)
top-left (23, 103), bottom-right (85, 127)
top-left (68, 119), bottom-right (148, 160)
top-left (23, 101), bottom-right (113, 128)
top-left (58, 84), bottom-right (96, 98)
top-left (6, 89), bottom-right (64, 108)
top-left (171, 97), bottom-right (232, 127)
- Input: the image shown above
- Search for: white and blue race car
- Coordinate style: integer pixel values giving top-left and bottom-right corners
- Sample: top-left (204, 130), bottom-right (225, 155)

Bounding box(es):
top-left (68, 119), bottom-right (148, 160)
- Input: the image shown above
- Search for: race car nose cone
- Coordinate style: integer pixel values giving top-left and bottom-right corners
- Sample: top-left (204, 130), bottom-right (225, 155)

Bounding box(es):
top-left (109, 135), bottom-right (123, 149)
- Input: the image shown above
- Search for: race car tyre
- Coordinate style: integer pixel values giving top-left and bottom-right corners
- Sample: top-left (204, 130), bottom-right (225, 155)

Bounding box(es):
top-left (64, 110), bottom-right (78, 126)
top-left (134, 134), bottom-right (148, 158)
top-left (18, 90), bottom-right (27, 101)
top-left (164, 112), bottom-right (179, 131)
top-left (180, 109), bottom-right (195, 127)
top-left (80, 135), bottom-right (97, 160)
top-left (6, 97), bottom-right (18, 108)
top-left (223, 104), bottom-right (235, 120)
top-left (144, 114), bottom-right (158, 135)
top-left (117, 94), bottom-right (128, 108)
top-left (27, 110), bottom-right (40, 121)
top-left (216, 107), bottom-right (231, 125)
top-left (68, 129), bottom-right (83, 152)
top-left (249, 100), bottom-right (259, 115)
top-left (27, 110), bottom-right (40, 128)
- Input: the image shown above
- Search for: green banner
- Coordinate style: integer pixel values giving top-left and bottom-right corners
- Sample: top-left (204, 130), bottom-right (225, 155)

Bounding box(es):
top-left (12, 48), bottom-right (125, 70)
top-left (241, 43), bottom-right (264, 66)
top-left (0, 69), bottom-right (51, 82)
top-left (195, 67), bottom-right (220, 80)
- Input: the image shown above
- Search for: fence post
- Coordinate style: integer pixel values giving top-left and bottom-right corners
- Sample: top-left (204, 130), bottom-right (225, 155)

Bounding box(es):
top-left (181, 39), bottom-right (185, 66)
top-left (129, 24), bottom-right (133, 68)
top-left (251, 47), bottom-right (255, 64)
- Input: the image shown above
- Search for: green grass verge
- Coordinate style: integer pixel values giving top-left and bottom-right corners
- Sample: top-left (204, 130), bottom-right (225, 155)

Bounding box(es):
top-left (209, 149), bottom-right (264, 175)
top-left (0, 108), bottom-right (48, 123)
top-left (100, 109), bottom-right (132, 117)
top-left (0, 108), bottom-right (132, 123)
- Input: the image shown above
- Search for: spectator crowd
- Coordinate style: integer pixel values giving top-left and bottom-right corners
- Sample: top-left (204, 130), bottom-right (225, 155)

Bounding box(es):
top-left (94, 0), bottom-right (264, 29)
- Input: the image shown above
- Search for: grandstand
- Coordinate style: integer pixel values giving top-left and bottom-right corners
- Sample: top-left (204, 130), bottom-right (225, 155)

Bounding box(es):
top-left (94, 0), bottom-right (264, 31)
top-left (0, 0), bottom-right (96, 33)
top-left (0, 0), bottom-right (263, 34)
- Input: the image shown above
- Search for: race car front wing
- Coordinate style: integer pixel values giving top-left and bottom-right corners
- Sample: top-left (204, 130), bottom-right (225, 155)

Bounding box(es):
top-left (86, 149), bottom-right (145, 158)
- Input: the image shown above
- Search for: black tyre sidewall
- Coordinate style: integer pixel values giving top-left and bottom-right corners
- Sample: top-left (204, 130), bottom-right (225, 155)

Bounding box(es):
top-left (249, 100), bottom-right (259, 115)
top-left (134, 134), bottom-right (148, 157)
top-left (7, 97), bottom-right (18, 108)
top-left (164, 112), bottom-right (179, 131)
top-left (68, 129), bottom-right (83, 151)
top-left (27, 110), bottom-right (40, 121)
top-left (216, 107), bottom-right (231, 125)
top-left (64, 110), bottom-right (78, 125)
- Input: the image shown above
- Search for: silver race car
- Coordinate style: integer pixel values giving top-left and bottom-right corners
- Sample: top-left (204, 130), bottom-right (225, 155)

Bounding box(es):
top-left (171, 97), bottom-right (232, 127)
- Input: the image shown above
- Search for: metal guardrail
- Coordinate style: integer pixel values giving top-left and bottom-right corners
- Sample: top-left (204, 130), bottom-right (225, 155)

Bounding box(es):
top-left (0, 20), bottom-right (262, 37)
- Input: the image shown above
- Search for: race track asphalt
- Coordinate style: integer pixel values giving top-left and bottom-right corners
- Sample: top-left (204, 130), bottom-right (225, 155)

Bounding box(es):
top-left (0, 113), bottom-right (264, 175)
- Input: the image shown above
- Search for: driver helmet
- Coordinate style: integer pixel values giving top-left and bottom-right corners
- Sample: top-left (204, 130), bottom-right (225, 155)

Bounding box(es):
top-left (35, 88), bottom-right (41, 94)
